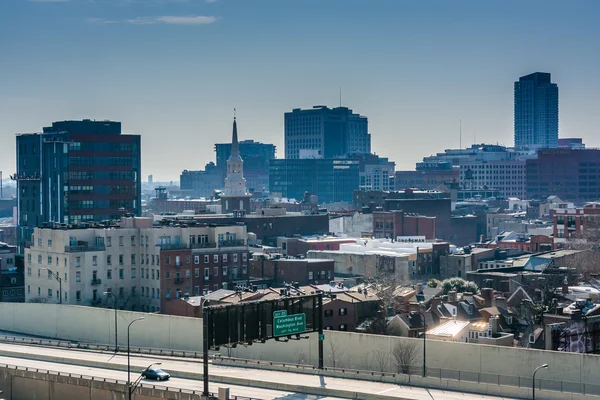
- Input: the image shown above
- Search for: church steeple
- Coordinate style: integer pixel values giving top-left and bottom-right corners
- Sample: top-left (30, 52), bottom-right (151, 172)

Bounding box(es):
top-left (230, 115), bottom-right (240, 160)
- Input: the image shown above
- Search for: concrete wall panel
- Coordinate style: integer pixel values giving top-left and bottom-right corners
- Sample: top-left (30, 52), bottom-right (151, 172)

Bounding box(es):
top-left (12, 376), bottom-right (49, 400)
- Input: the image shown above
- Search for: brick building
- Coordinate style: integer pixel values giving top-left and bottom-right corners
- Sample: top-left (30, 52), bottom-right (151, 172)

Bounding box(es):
top-left (526, 149), bottom-right (600, 203)
top-left (372, 210), bottom-right (436, 240)
top-left (248, 255), bottom-right (334, 286)
top-left (553, 202), bottom-right (600, 245)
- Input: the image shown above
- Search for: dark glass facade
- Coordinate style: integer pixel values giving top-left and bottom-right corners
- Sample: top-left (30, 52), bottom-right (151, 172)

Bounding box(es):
top-left (526, 149), bottom-right (600, 203)
top-left (269, 159), bottom-right (359, 204)
top-left (16, 120), bottom-right (141, 251)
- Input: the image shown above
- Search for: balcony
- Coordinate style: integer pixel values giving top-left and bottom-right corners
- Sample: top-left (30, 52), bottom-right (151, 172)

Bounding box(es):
top-left (91, 278), bottom-right (102, 286)
top-left (191, 242), bottom-right (217, 250)
top-left (219, 240), bottom-right (245, 248)
top-left (65, 244), bottom-right (105, 253)
top-left (174, 277), bottom-right (185, 284)
top-left (158, 243), bottom-right (189, 251)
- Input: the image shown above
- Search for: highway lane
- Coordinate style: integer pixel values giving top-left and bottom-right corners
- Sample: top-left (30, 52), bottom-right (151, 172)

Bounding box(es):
top-left (0, 354), bottom-right (341, 400)
top-left (0, 342), bottom-right (509, 400)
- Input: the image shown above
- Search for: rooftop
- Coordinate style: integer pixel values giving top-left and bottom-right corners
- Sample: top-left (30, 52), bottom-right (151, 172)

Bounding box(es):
top-left (426, 320), bottom-right (470, 337)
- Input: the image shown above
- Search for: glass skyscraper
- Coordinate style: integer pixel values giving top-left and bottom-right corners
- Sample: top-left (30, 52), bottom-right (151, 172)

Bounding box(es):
top-left (514, 72), bottom-right (559, 150)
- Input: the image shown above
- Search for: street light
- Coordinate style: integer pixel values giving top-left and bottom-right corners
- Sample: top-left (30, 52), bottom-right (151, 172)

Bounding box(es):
top-left (127, 316), bottom-right (145, 400)
top-left (415, 311), bottom-right (427, 377)
top-left (129, 362), bottom-right (161, 399)
top-left (201, 298), bottom-right (210, 398)
top-left (41, 268), bottom-right (62, 304)
top-left (104, 291), bottom-right (119, 351)
top-left (532, 363), bottom-right (549, 400)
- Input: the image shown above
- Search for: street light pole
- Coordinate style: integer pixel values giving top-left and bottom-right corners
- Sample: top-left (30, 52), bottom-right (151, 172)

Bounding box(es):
top-left (42, 268), bottom-right (62, 304)
top-left (532, 363), bottom-right (549, 400)
top-left (130, 362), bottom-right (161, 399)
top-left (127, 317), bottom-right (145, 400)
top-left (104, 291), bottom-right (119, 351)
top-left (419, 312), bottom-right (427, 377)
top-left (202, 298), bottom-right (210, 398)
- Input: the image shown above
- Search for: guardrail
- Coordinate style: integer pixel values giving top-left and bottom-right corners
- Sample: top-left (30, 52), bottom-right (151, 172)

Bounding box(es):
top-left (212, 355), bottom-right (600, 398)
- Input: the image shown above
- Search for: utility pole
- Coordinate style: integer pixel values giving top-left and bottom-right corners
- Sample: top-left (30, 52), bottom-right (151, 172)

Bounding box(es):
top-left (318, 292), bottom-right (324, 369)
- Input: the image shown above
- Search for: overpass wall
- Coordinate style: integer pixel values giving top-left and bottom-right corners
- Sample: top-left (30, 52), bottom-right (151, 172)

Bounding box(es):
top-left (0, 303), bottom-right (203, 351)
top-left (0, 364), bottom-right (203, 400)
top-left (1, 303), bottom-right (599, 387)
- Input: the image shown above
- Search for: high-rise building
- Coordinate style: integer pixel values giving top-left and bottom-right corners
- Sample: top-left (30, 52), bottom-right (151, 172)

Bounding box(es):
top-left (284, 106), bottom-right (370, 159)
top-left (514, 72), bottom-right (559, 149)
top-left (15, 119), bottom-right (141, 252)
top-left (269, 159), bottom-right (360, 204)
top-left (215, 140), bottom-right (275, 193)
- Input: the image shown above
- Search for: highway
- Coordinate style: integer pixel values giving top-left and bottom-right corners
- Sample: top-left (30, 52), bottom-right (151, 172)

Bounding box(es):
top-left (0, 342), bottom-right (508, 400)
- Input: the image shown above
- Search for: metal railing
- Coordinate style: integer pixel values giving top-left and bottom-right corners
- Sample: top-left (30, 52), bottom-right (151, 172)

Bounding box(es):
top-left (219, 240), bottom-right (245, 247)
top-left (65, 244), bottom-right (106, 253)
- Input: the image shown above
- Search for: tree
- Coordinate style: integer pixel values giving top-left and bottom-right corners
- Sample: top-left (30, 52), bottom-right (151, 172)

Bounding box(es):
top-left (392, 341), bottom-right (418, 374)
top-left (326, 340), bottom-right (346, 369)
top-left (371, 348), bottom-right (390, 372)
top-left (427, 278), bottom-right (440, 288)
top-left (364, 263), bottom-right (409, 335)
top-left (440, 277), bottom-right (479, 295)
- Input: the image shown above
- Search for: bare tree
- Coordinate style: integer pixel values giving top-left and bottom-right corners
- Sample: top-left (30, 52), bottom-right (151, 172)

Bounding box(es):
top-left (326, 340), bottom-right (346, 368)
top-left (370, 348), bottom-right (390, 372)
top-left (392, 341), bottom-right (418, 374)
top-left (294, 349), bottom-right (308, 365)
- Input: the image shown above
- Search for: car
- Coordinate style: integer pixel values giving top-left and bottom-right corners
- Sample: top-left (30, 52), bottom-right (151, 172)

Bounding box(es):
top-left (141, 367), bottom-right (170, 381)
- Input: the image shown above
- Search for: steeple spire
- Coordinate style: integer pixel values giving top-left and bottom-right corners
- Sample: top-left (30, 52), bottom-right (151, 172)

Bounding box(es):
top-left (230, 108), bottom-right (240, 159)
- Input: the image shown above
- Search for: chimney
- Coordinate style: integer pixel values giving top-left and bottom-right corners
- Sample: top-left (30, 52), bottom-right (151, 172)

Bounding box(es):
top-left (562, 277), bottom-right (569, 295)
top-left (481, 288), bottom-right (494, 307)
top-left (430, 297), bottom-right (442, 309)
top-left (489, 316), bottom-right (499, 334)
top-left (493, 296), bottom-right (507, 309)
top-left (408, 302), bottom-right (420, 314)
top-left (448, 290), bottom-right (458, 303)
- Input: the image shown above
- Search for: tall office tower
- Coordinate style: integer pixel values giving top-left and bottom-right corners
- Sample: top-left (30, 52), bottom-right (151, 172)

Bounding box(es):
top-left (514, 72), bottom-right (559, 149)
top-left (15, 119), bottom-right (141, 252)
top-left (215, 140), bottom-right (275, 193)
top-left (284, 106), bottom-right (370, 159)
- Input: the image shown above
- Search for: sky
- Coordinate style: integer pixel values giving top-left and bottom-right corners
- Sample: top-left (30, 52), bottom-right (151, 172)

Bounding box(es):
top-left (1, 0), bottom-right (600, 182)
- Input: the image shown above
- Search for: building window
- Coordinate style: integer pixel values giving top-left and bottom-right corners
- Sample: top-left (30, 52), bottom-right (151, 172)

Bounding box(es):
top-left (119, 255), bottom-right (124, 265)
top-left (131, 268), bottom-right (136, 278)
top-left (119, 269), bottom-right (124, 279)
top-left (186, 255), bottom-right (191, 264)
top-left (195, 286), bottom-right (201, 296)
top-left (233, 254), bottom-right (238, 263)
top-left (214, 255), bottom-right (219, 263)
top-left (76, 272), bottom-right (81, 282)
top-left (107, 237), bottom-right (112, 247)
top-left (166, 256), bottom-right (171, 265)
top-left (339, 308), bottom-right (347, 316)
top-left (47, 256), bottom-right (52, 265)
top-left (131, 236), bottom-right (136, 246)
top-left (76, 257), bottom-right (81, 268)
top-left (213, 267), bottom-right (219, 277)
top-left (119, 236), bottom-right (123, 246)
top-left (242, 253), bottom-right (247, 262)
top-left (166, 271), bottom-right (171, 279)
top-left (48, 239), bottom-right (52, 247)
top-left (119, 287), bottom-right (125, 298)
top-left (185, 269), bottom-right (191, 278)
top-left (204, 268), bottom-right (210, 280)
top-left (151, 269), bottom-right (155, 279)
top-left (194, 268), bottom-right (200, 278)
top-left (131, 254), bottom-right (136, 265)
top-left (76, 291), bottom-right (81, 302)
top-left (339, 324), bottom-right (348, 331)
top-left (107, 269), bottom-right (112, 279)
top-left (223, 254), bottom-right (228, 263)
top-left (107, 255), bottom-right (113, 265)
top-left (308, 271), bottom-right (314, 280)
top-left (48, 289), bottom-right (52, 298)
top-left (223, 266), bottom-right (228, 276)
top-left (93, 255), bottom-right (97, 266)
top-left (27, 267), bottom-right (31, 276)
top-left (27, 285), bottom-right (30, 294)
top-left (38, 255), bottom-right (42, 264)
top-left (204, 255), bottom-right (209, 264)
top-left (166, 289), bottom-right (171, 299)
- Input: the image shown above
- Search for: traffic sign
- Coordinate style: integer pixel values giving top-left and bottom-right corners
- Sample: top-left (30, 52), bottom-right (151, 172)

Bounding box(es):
top-left (273, 310), bottom-right (288, 318)
top-left (273, 313), bottom-right (306, 337)
top-left (319, 334), bottom-right (325, 341)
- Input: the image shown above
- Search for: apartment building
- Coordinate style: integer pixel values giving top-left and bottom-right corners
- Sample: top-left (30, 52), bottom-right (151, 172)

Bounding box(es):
top-left (24, 216), bottom-right (248, 313)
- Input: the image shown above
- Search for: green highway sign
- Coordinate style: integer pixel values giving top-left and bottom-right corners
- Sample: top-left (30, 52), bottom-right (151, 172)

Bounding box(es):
top-left (273, 310), bottom-right (288, 318)
top-left (273, 313), bottom-right (306, 337)
top-left (319, 333), bottom-right (325, 341)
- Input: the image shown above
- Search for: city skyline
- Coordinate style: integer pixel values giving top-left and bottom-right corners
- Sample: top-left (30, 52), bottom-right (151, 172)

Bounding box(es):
top-left (2, 0), bottom-right (600, 181)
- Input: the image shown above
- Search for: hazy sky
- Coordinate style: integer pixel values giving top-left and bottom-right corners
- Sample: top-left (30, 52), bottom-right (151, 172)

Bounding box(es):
top-left (1, 0), bottom-right (600, 182)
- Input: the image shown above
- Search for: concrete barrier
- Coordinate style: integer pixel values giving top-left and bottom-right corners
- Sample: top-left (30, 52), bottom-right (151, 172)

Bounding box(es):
top-left (0, 364), bottom-right (204, 400)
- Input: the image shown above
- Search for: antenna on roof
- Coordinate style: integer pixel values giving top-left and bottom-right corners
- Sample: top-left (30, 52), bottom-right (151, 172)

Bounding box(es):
top-left (339, 86), bottom-right (342, 107)
top-left (460, 119), bottom-right (462, 149)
